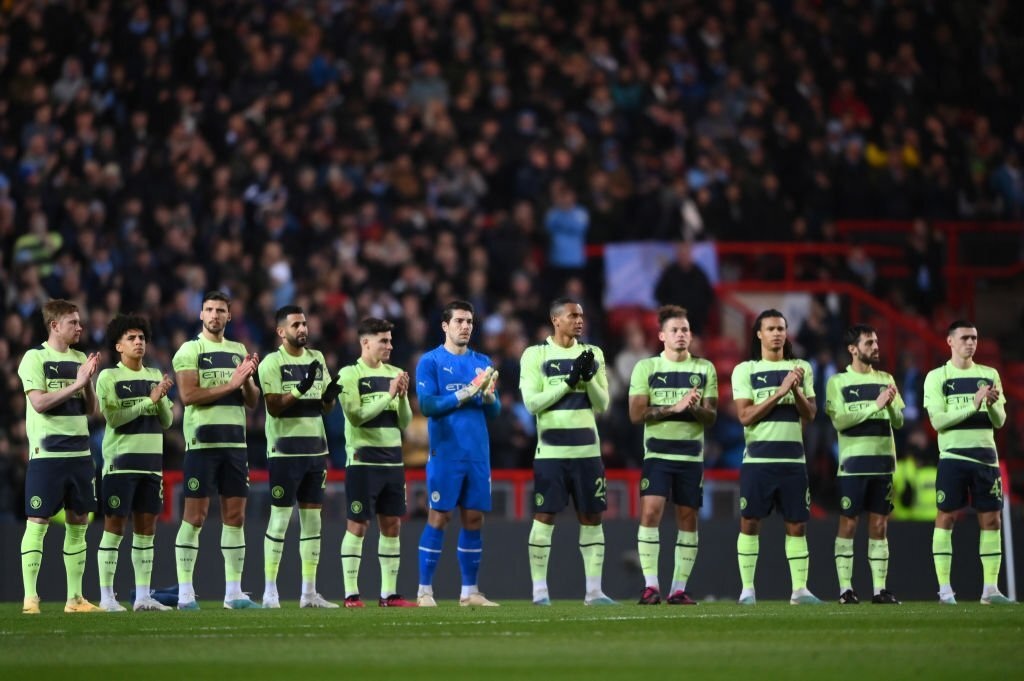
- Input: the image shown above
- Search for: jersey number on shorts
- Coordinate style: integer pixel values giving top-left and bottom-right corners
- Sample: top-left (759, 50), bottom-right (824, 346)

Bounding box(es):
top-left (991, 477), bottom-right (1003, 501)
top-left (594, 477), bottom-right (607, 499)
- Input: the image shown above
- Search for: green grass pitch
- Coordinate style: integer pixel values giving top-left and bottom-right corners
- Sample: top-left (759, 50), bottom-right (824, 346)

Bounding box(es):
top-left (2, 600), bottom-right (1021, 680)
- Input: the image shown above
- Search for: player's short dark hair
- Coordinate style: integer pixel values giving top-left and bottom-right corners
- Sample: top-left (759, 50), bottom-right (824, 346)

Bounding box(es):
top-left (441, 299), bottom-right (474, 324)
top-left (275, 305), bottom-right (304, 326)
top-left (947, 319), bottom-right (976, 336)
top-left (202, 290), bottom-right (230, 305)
top-left (844, 324), bottom-right (876, 348)
top-left (42, 299), bottom-right (79, 329)
top-left (750, 308), bottom-right (794, 360)
top-left (106, 314), bottom-right (151, 353)
top-left (658, 305), bottom-right (688, 328)
top-left (358, 317), bottom-right (394, 336)
top-left (549, 297), bottom-right (579, 317)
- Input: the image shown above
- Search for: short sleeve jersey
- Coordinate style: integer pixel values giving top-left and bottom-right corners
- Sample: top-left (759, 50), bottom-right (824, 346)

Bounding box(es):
top-left (18, 342), bottom-right (91, 459)
top-left (628, 353), bottom-right (718, 463)
top-left (172, 335), bottom-right (249, 451)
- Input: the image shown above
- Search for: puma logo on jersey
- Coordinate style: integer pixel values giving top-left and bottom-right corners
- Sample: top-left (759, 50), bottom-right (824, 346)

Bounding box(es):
top-left (48, 365), bottom-right (59, 374)
top-left (756, 375), bottom-right (767, 384)
top-left (442, 367), bottom-right (454, 374)
top-left (656, 375), bottom-right (668, 384)
top-left (124, 384), bottom-right (133, 393)
top-left (202, 356), bottom-right (213, 365)
top-left (360, 380), bottom-right (372, 389)
top-left (848, 388), bottom-right (859, 397)
top-left (549, 362), bottom-right (560, 372)
top-left (946, 381), bottom-right (955, 392)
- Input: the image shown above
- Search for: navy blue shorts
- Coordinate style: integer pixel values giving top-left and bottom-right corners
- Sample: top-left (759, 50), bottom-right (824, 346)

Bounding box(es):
top-left (25, 457), bottom-right (96, 518)
top-left (182, 448), bottom-right (249, 498)
top-left (935, 458), bottom-right (1002, 513)
top-left (837, 475), bottom-right (894, 518)
top-left (532, 457), bottom-right (607, 515)
top-left (425, 457), bottom-right (492, 512)
top-left (739, 462), bottom-right (810, 522)
top-left (346, 465), bottom-right (407, 520)
top-left (640, 458), bottom-right (703, 509)
top-left (268, 456), bottom-right (327, 507)
top-left (101, 473), bottom-right (163, 517)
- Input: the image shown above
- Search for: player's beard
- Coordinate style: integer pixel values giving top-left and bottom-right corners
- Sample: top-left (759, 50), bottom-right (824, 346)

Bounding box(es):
top-left (287, 332), bottom-right (308, 348)
top-left (203, 319), bottom-right (224, 335)
top-left (858, 350), bottom-right (879, 367)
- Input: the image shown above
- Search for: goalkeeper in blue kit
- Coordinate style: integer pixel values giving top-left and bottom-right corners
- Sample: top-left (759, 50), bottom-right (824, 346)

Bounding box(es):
top-left (414, 300), bottom-right (501, 607)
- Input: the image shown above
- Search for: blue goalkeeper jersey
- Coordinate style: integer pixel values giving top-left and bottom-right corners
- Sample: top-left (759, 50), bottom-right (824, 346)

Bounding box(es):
top-left (415, 344), bottom-right (499, 463)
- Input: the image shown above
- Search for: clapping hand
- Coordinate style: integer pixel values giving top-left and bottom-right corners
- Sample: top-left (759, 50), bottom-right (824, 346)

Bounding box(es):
top-left (295, 360), bottom-right (321, 395)
top-left (579, 349), bottom-right (598, 382)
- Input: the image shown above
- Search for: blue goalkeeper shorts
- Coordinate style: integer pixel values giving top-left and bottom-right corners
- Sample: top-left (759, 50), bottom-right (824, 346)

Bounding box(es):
top-left (425, 457), bottom-right (492, 513)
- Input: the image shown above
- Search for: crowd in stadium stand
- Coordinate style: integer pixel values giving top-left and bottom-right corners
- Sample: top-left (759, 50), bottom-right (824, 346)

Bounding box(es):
top-left (0, 0), bottom-right (1022, 520)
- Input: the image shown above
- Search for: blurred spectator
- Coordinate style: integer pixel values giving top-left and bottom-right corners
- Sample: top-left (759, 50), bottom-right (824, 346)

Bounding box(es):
top-left (654, 242), bottom-right (715, 336)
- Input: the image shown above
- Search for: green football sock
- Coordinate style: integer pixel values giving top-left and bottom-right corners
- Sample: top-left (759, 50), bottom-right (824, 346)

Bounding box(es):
top-left (673, 531), bottom-right (698, 589)
top-left (528, 520), bottom-right (554, 587)
top-left (834, 536), bottom-right (854, 592)
top-left (298, 509), bottom-right (322, 593)
top-left (175, 522), bottom-right (200, 590)
top-left (64, 523), bottom-right (88, 600)
top-left (341, 531), bottom-right (364, 597)
top-left (221, 525), bottom-right (246, 586)
top-left (21, 522), bottom-right (48, 599)
top-left (979, 529), bottom-right (1002, 588)
top-left (131, 533), bottom-right (155, 599)
top-left (736, 533), bottom-right (759, 590)
top-left (785, 535), bottom-right (810, 592)
top-left (379, 535), bottom-right (401, 598)
top-left (579, 524), bottom-right (605, 581)
top-left (579, 524), bottom-right (606, 595)
top-left (932, 527), bottom-right (953, 588)
top-left (867, 538), bottom-right (889, 594)
top-left (264, 506), bottom-right (291, 585)
top-left (637, 525), bottom-right (660, 588)
top-left (97, 531), bottom-right (122, 599)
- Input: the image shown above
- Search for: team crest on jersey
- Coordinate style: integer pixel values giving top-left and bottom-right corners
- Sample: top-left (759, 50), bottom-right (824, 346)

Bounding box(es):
top-left (689, 374), bottom-right (701, 387)
top-left (430, 491), bottom-right (441, 503)
top-left (739, 497), bottom-right (747, 510)
top-left (841, 496), bottom-right (852, 510)
top-left (30, 496), bottom-right (42, 510)
top-left (936, 490), bottom-right (946, 504)
top-left (271, 486), bottom-right (285, 499)
top-left (534, 493), bottom-right (544, 507)
top-left (640, 478), bottom-right (650, 491)
top-left (805, 489), bottom-right (811, 507)
top-left (977, 380), bottom-right (989, 389)
top-left (108, 495), bottom-right (121, 509)
top-left (232, 354), bottom-right (241, 366)
top-left (187, 477), bottom-right (200, 492)
top-left (350, 500), bottom-right (363, 514)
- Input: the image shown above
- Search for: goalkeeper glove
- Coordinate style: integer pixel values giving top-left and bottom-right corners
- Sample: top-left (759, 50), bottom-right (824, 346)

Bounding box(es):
top-left (321, 378), bottom-right (341, 405)
top-left (291, 360), bottom-right (321, 398)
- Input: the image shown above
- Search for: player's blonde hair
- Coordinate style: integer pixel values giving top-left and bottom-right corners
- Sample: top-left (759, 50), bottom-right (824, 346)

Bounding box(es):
top-left (42, 299), bottom-right (80, 330)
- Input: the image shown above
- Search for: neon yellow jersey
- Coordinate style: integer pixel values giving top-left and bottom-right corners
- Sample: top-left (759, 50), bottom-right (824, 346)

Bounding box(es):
top-left (628, 353), bottom-right (717, 462)
top-left (731, 358), bottom-right (814, 464)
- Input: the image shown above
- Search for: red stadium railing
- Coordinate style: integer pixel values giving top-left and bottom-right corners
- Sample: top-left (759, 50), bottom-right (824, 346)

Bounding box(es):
top-left (837, 220), bottom-right (1024, 315)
